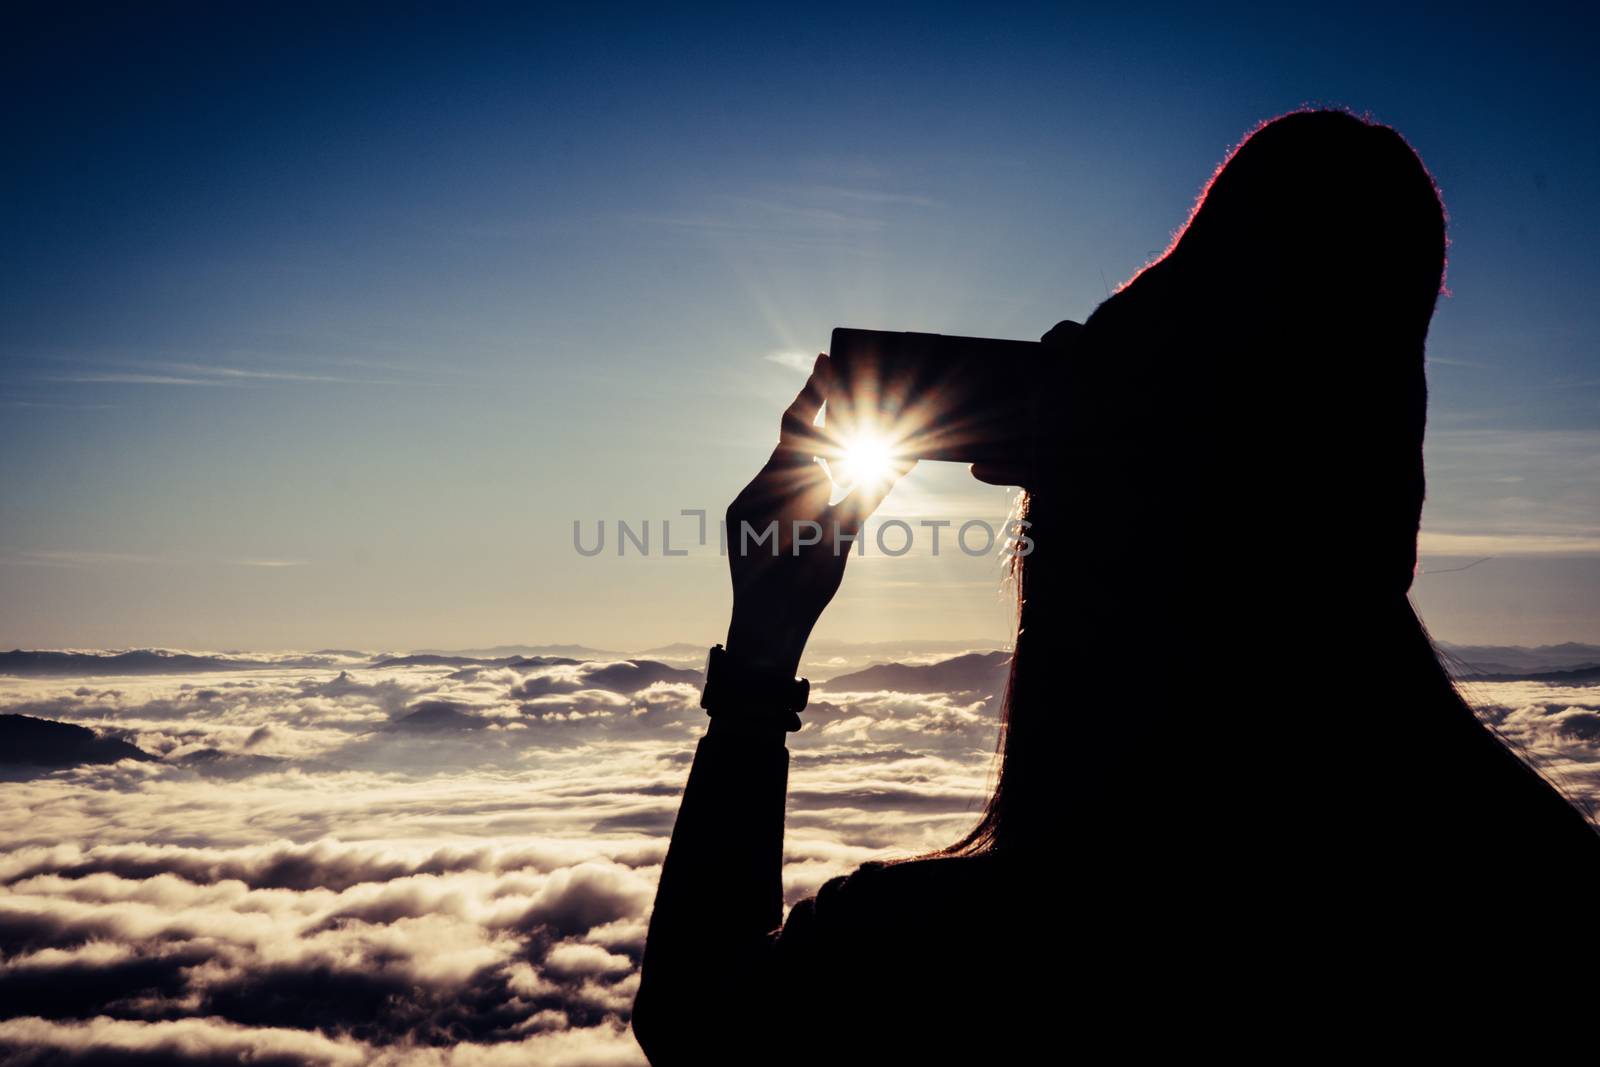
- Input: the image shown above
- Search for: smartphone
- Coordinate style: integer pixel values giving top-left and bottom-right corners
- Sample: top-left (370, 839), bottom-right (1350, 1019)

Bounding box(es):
top-left (825, 327), bottom-right (1043, 464)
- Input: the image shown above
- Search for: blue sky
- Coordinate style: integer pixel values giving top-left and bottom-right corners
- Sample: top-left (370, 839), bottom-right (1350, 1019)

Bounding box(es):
top-left (2, 3), bottom-right (1597, 648)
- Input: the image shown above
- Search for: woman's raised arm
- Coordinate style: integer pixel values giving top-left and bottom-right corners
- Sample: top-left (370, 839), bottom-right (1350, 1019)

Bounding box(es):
top-left (632, 355), bottom-right (906, 1064)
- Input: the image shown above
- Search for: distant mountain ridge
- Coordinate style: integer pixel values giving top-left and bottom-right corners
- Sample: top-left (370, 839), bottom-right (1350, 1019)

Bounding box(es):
top-left (0, 649), bottom-right (320, 677)
top-left (385, 702), bottom-right (490, 733)
top-left (370, 654), bottom-right (580, 670)
top-left (4, 641), bottom-right (1597, 683)
top-left (1439, 641), bottom-right (1600, 676)
top-left (409, 644), bottom-right (624, 661)
top-left (819, 651), bottom-right (1011, 693)
top-left (0, 714), bottom-right (154, 766)
top-left (1467, 664), bottom-right (1600, 685)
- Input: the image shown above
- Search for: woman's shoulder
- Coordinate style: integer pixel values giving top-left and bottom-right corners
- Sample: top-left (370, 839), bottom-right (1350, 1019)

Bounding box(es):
top-left (829, 849), bottom-right (999, 888)
top-left (790, 851), bottom-right (1006, 934)
top-left (774, 850), bottom-right (1039, 1009)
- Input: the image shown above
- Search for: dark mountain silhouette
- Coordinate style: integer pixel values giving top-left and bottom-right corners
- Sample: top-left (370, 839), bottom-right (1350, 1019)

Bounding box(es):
top-left (808, 638), bottom-right (1005, 656)
top-left (507, 660), bottom-right (704, 700)
top-left (385, 702), bottom-right (489, 733)
top-left (819, 651), bottom-right (1011, 693)
top-left (372, 655), bottom-right (502, 669)
top-left (635, 643), bottom-right (711, 661)
top-left (371, 654), bottom-right (580, 670)
top-left (0, 715), bottom-right (155, 767)
top-left (581, 661), bottom-right (703, 692)
top-left (1473, 664), bottom-right (1600, 684)
top-left (627, 639), bottom-right (1009, 671)
top-left (6, 641), bottom-right (1593, 686)
top-left (174, 749), bottom-right (289, 777)
top-left (408, 644), bottom-right (622, 660)
top-left (0, 649), bottom-right (343, 676)
top-left (0, 649), bottom-right (250, 676)
top-left (1440, 642), bottom-right (1600, 676)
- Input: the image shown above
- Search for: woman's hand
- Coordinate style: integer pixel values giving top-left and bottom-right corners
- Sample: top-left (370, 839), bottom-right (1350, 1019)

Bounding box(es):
top-left (724, 354), bottom-right (910, 678)
top-left (971, 319), bottom-right (1083, 489)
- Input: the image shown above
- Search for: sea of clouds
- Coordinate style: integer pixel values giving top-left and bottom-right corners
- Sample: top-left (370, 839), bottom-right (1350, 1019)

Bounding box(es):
top-left (1, 647), bottom-right (1597, 1065)
top-left (0, 647), bottom-right (1018, 1065)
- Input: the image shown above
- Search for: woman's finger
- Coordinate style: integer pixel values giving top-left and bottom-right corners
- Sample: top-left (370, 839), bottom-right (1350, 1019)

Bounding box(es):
top-left (778, 354), bottom-right (828, 451)
top-left (749, 445), bottom-right (832, 509)
top-left (970, 461), bottom-right (1033, 488)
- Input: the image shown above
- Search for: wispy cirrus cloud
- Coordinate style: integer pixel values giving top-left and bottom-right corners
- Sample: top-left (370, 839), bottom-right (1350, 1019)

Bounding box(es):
top-left (152, 361), bottom-right (402, 385)
top-left (1421, 429), bottom-right (1600, 557)
top-left (635, 178), bottom-right (939, 256)
top-left (42, 362), bottom-right (400, 388)
top-left (763, 350), bottom-right (820, 373)
top-left (41, 372), bottom-right (227, 386)
top-left (0, 551), bottom-right (309, 569)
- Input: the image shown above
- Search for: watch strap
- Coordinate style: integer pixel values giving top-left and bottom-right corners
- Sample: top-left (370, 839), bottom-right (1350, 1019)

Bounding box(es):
top-left (700, 644), bottom-right (809, 732)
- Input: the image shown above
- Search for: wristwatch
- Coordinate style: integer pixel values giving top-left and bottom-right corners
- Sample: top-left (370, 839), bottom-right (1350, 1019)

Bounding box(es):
top-left (700, 644), bottom-right (809, 732)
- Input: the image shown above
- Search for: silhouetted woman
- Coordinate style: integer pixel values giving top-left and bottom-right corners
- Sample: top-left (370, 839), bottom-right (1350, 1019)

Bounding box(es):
top-left (633, 110), bottom-right (1600, 1064)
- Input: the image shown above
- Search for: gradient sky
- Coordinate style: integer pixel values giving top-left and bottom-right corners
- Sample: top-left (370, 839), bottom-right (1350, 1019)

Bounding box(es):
top-left (3, 4), bottom-right (1597, 649)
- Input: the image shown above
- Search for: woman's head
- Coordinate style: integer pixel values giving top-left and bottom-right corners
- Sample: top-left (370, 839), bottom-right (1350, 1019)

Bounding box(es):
top-left (952, 110), bottom-right (1449, 855)
top-left (1034, 110), bottom-right (1446, 597)
top-left (1158, 109), bottom-right (1446, 304)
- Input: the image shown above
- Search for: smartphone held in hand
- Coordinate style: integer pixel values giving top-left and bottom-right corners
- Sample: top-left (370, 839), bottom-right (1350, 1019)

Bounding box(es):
top-left (825, 327), bottom-right (1046, 466)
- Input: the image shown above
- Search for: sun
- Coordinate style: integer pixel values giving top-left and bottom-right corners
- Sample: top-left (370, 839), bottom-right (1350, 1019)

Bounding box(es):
top-left (836, 431), bottom-right (897, 488)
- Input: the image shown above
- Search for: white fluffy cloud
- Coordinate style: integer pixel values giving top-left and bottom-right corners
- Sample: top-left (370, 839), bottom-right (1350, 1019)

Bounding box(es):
top-left (0, 654), bottom-right (1005, 1064)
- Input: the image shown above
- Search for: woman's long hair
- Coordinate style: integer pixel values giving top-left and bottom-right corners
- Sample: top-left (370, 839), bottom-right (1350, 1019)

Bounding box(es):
top-left (944, 111), bottom-right (1598, 875)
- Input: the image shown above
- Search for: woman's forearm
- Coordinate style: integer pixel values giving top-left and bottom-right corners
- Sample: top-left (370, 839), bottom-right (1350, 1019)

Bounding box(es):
top-left (633, 724), bottom-right (790, 1064)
